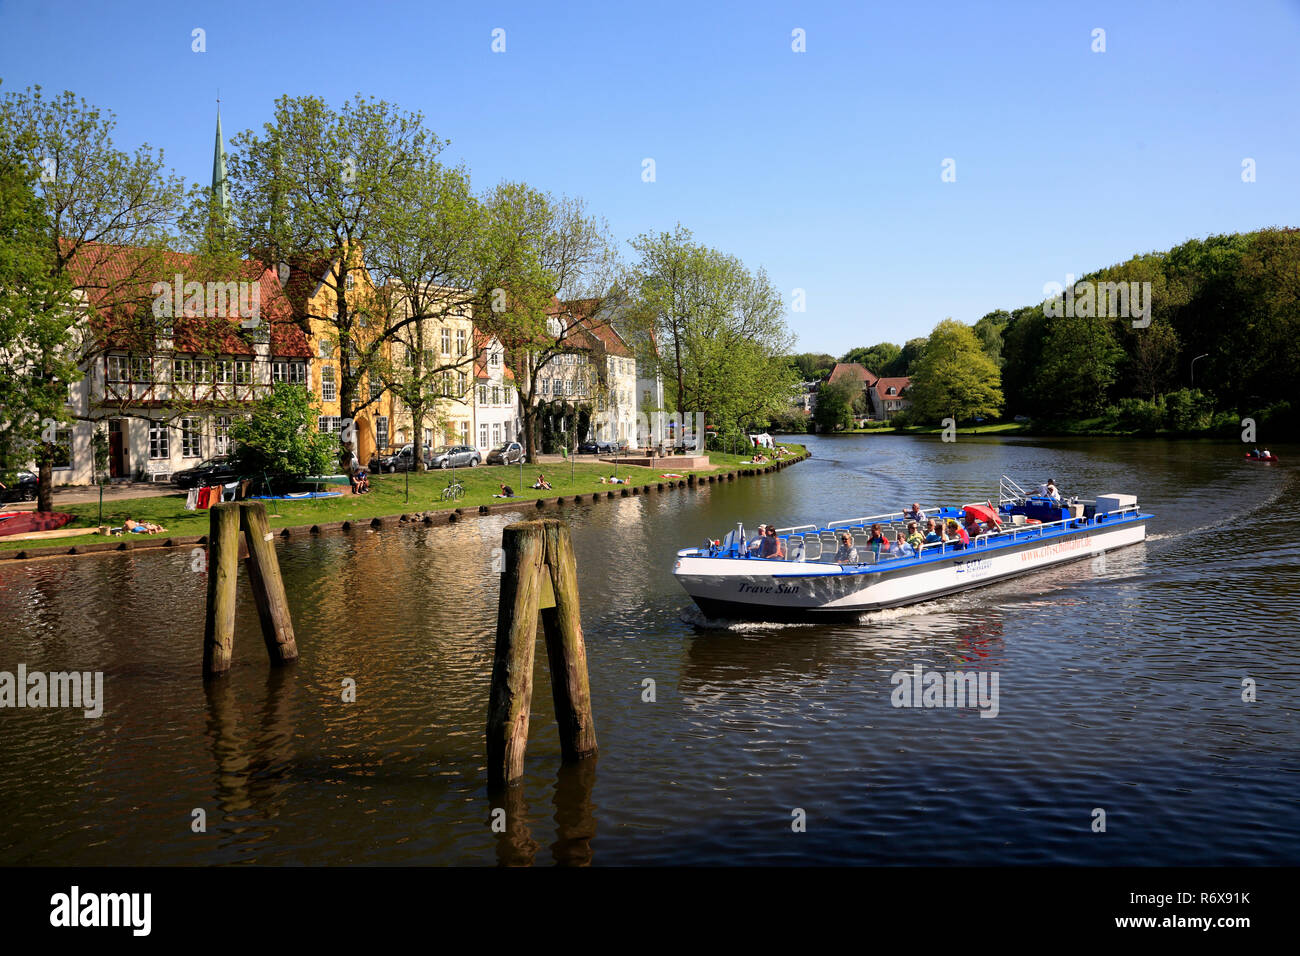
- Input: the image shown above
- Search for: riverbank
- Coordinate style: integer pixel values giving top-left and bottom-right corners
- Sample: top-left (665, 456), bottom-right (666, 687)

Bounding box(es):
top-left (0, 444), bottom-right (809, 561)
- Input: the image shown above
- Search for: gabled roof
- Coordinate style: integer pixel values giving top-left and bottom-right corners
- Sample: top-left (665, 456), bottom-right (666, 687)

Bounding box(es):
top-left (870, 376), bottom-right (911, 399)
top-left (63, 241), bottom-right (310, 358)
top-left (828, 362), bottom-right (875, 387)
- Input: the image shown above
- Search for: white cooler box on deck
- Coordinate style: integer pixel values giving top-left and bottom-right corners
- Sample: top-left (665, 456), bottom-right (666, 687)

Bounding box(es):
top-left (1095, 493), bottom-right (1137, 515)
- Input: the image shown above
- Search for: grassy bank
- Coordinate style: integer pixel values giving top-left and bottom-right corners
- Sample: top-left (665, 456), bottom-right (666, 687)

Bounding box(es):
top-left (1, 445), bottom-right (807, 553)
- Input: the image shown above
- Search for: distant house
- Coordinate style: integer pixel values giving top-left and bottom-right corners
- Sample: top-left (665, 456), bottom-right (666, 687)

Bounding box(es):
top-left (868, 376), bottom-right (911, 419)
top-left (826, 362), bottom-right (876, 393)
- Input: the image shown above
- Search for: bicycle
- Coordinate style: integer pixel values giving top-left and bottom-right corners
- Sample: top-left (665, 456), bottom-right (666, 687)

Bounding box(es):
top-left (440, 476), bottom-right (465, 501)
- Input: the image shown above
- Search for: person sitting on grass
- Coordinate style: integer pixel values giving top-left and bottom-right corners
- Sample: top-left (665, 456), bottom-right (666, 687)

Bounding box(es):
top-left (531, 473), bottom-right (552, 490)
top-left (350, 467), bottom-right (370, 495)
top-left (495, 483), bottom-right (516, 498)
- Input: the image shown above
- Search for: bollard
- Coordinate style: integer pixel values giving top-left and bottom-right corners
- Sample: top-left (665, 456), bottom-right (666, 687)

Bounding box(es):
top-left (202, 504), bottom-right (242, 678)
top-left (487, 517), bottom-right (597, 788)
top-left (240, 501), bottom-right (299, 666)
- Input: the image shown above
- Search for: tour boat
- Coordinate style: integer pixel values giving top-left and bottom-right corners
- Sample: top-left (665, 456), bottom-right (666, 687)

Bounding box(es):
top-left (673, 477), bottom-right (1150, 622)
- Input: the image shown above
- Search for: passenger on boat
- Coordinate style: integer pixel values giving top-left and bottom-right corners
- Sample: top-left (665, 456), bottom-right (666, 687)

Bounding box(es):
top-left (923, 519), bottom-right (942, 545)
top-left (867, 523), bottom-right (891, 558)
top-left (833, 533), bottom-right (859, 564)
top-left (757, 524), bottom-right (783, 559)
top-left (947, 519), bottom-right (969, 549)
top-left (893, 530), bottom-right (915, 557)
top-left (747, 524), bottom-right (767, 553)
top-left (907, 521), bottom-right (925, 552)
top-left (1262, 449), bottom-right (1271, 459)
top-left (902, 503), bottom-right (924, 523)
top-left (1045, 479), bottom-right (1061, 503)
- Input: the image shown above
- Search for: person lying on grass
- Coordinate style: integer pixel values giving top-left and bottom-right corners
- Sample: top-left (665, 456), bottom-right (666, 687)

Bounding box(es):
top-left (118, 516), bottom-right (167, 534)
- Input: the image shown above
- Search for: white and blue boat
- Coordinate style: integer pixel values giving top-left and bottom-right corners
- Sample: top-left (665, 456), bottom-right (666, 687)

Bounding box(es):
top-left (674, 476), bottom-right (1150, 622)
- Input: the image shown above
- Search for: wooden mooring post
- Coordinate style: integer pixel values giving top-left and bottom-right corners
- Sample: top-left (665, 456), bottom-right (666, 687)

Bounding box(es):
top-left (202, 500), bottom-right (299, 679)
top-left (487, 517), bottom-right (597, 789)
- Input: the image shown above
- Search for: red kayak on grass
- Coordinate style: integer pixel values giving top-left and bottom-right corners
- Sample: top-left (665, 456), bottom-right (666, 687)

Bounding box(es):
top-left (0, 511), bottom-right (75, 537)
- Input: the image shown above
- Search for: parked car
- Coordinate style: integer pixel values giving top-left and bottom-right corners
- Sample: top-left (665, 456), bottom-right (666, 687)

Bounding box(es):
top-left (0, 471), bottom-right (38, 502)
top-left (172, 457), bottom-right (239, 489)
top-left (429, 444), bottom-right (481, 469)
top-left (486, 441), bottom-right (525, 465)
top-left (369, 444), bottom-right (431, 473)
top-left (578, 438), bottom-right (622, 454)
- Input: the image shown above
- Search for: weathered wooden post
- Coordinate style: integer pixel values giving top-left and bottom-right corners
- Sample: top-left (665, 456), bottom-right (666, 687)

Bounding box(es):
top-left (487, 517), bottom-right (597, 789)
top-left (239, 501), bottom-right (299, 666)
top-left (202, 503), bottom-right (241, 678)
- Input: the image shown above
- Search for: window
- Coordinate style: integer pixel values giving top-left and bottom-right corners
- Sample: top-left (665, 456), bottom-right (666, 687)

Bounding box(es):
top-left (424, 428), bottom-right (432, 448)
top-left (272, 360), bottom-right (306, 384)
top-left (478, 385), bottom-right (488, 406)
top-left (318, 339), bottom-right (332, 359)
top-left (491, 386), bottom-right (501, 405)
top-left (440, 327), bottom-right (451, 355)
top-left (213, 416), bottom-right (231, 455)
top-left (370, 379), bottom-right (384, 401)
top-left (440, 374), bottom-right (451, 398)
top-left (149, 421), bottom-right (170, 460)
top-left (479, 424), bottom-right (489, 448)
top-left (457, 372), bottom-right (467, 395)
top-left (196, 359), bottom-right (213, 383)
top-left (215, 360), bottom-right (233, 385)
top-left (235, 359), bottom-right (253, 385)
top-left (318, 416), bottom-right (342, 434)
top-left (459, 422), bottom-right (469, 445)
top-left (130, 356), bottom-right (152, 383)
top-left (322, 366), bottom-right (337, 402)
top-left (490, 349), bottom-right (501, 367)
top-left (180, 417), bottom-right (201, 457)
top-left (491, 423), bottom-right (500, 446)
top-left (51, 426), bottom-right (72, 470)
top-left (106, 355), bottom-right (128, 383)
top-left (376, 416), bottom-right (389, 450)
top-left (456, 329), bottom-right (467, 356)
top-left (345, 273), bottom-right (355, 291)
top-left (173, 359), bottom-right (194, 383)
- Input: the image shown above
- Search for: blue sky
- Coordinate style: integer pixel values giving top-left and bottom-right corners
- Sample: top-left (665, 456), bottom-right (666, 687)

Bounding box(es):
top-left (2, 0), bottom-right (1297, 356)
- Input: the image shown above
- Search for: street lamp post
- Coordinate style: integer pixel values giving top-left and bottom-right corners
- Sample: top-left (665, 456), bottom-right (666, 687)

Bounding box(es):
top-left (1190, 353), bottom-right (1209, 387)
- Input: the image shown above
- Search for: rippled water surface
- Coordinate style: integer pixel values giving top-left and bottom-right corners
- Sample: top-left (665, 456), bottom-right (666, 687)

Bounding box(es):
top-left (2, 434), bottom-right (1298, 865)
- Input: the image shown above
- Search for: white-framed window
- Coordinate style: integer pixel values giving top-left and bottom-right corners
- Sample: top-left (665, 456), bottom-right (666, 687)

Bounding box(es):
top-left (459, 421), bottom-right (469, 445)
top-left (318, 416), bottom-right (342, 434)
top-left (376, 416), bottom-right (389, 451)
top-left (51, 426), bottom-right (73, 470)
top-left (149, 421), bottom-right (170, 460)
top-left (491, 423), bottom-right (500, 446)
top-left (345, 273), bottom-right (355, 291)
top-left (318, 339), bottom-right (332, 359)
top-left (479, 424), bottom-right (489, 447)
top-left (235, 359), bottom-right (253, 385)
top-left (370, 379), bottom-right (384, 401)
top-left (456, 328), bottom-right (467, 356)
top-left (423, 428), bottom-right (432, 448)
top-left (457, 371), bottom-right (467, 395)
top-left (491, 386), bottom-right (501, 405)
top-left (322, 366), bottom-right (337, 402)
top-left (478, 385), bottom-right (488, 405)
top-left (440, 374), bottom-right (451, 398)
top-left (180, 417), bottom-right (201, 457)
top-left (130, 356), bottom-right (152, 383)
top-left (196, 359), bottom-right (213, 383)
top-left (215, 360), bottom-right (234, 384)
top-left (213, 415), bottom-right (232, 455)
top-left (272, 360), bottom-right (306, 384)
top-left (173, 358), bottom-right (195, 383)
top-left (106, 355), bottom-right (129, 383)
top-left (441, 327), bottom-right (451, 355)
top-left (490, 349), bottom-right (501, 367)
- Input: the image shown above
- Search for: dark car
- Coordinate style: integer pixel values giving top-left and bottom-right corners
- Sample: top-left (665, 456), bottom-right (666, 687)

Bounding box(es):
top-left (369, 444), bottom-right (431, 473)
top-left (172, 457), bottom-right (238, 489)
top-left (429, 444), bottom-right (481, 469)
top-left (485, 442), bottom-right (524, 465)
top-left (578, 438), bottom-right (615, 454)
top-left (0, 471), bottom-right (38, 502)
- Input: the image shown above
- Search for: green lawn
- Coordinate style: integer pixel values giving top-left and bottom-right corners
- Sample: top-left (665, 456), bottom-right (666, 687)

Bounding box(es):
top-left (1, 445), bottom-right (806, 552)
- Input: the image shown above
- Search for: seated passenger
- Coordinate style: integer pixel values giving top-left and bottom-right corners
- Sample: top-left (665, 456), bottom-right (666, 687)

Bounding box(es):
top-left (867, 523), bottom-right (891, 558)
top-left (948, 519), bottom-right (969, 549)
top-left (1045, 479), bottom-right (1061, 502)
top-left (893, 530), bottom-right (914, 557)
top-left (902, 502), bottom-right (924, 523)
top-left (757, 524), bottom-right (783, 559)
top-left (833, 533), bottom-right (859, 564)
top-left (747, 524), bottom-right (767, 553)
top-left (907, 521), bottom-right (925, 552)
top-left (923, 519), bottom-right (942, 545)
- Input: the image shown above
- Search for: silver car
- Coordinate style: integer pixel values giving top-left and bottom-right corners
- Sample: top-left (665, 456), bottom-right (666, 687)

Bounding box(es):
top-left (429, 444), bottom-right (481, 468)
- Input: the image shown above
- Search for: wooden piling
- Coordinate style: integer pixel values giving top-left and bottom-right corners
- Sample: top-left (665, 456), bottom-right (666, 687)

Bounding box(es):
top-left (487, 517), bottom-right (597, 788)
top-left (202, 503), bottom-right (241, 679)
top-left (239, 501), bottom-right (299, 666)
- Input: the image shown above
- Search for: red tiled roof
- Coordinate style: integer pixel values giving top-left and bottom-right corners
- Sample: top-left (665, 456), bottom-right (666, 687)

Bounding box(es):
top-left (870, 376), bottom-right (910, 399)
top-left (828, 362), bottom-right (875, 387)
top-left (63, 242), bottom-right (310, 358)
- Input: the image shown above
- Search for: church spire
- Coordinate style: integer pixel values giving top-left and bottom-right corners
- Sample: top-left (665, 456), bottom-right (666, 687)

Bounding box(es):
top-left (211, 99), bottom-right (230, 220)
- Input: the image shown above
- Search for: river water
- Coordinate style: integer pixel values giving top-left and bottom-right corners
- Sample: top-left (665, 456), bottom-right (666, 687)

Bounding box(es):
top-left (1, 433), bottom-right (1297, 865)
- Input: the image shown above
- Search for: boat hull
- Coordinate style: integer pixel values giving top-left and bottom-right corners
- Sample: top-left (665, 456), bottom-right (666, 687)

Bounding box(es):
top-left (675, 518), bottom-right (1146, 622)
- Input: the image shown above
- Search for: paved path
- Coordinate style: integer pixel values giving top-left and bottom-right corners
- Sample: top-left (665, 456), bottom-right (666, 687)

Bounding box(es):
top-left (4, 482), bottom-right (182, 511)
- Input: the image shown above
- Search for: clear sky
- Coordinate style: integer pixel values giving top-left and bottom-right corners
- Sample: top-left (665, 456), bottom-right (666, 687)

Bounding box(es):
top-left (2, 0), bottom-right (1297, 356)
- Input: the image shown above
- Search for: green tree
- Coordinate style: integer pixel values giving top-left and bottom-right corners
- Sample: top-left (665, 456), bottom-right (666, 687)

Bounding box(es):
top-left (972, 310), bottom-right (1011, 366)
top-left (841, 342), bottom-right (900, 375)
top-left (884, 337), bottom-right (927, 376)
top-left (229, 383), bottom-right (335, 481)
top-left (787, 352), bottom-right (835, 381)
top-left (813, 380), bottom-right (854, 431)
top-left (907, 319), bottom-right (1003, 424)
top-left (1032, 315), bottom-right (1124, 418)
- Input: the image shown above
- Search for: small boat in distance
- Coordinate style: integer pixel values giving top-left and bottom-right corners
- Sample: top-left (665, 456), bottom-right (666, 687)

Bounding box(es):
top-left (1245, 451), bottom-right (1279, 463)
top-left (674, 476), bottom-right (1150, 622)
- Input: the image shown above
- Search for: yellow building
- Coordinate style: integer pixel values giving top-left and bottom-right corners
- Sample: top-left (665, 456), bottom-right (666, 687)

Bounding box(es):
top-left (283, 251), bottom-right (395, 465)
top-left (385, 283), bottom-right (476, 452)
